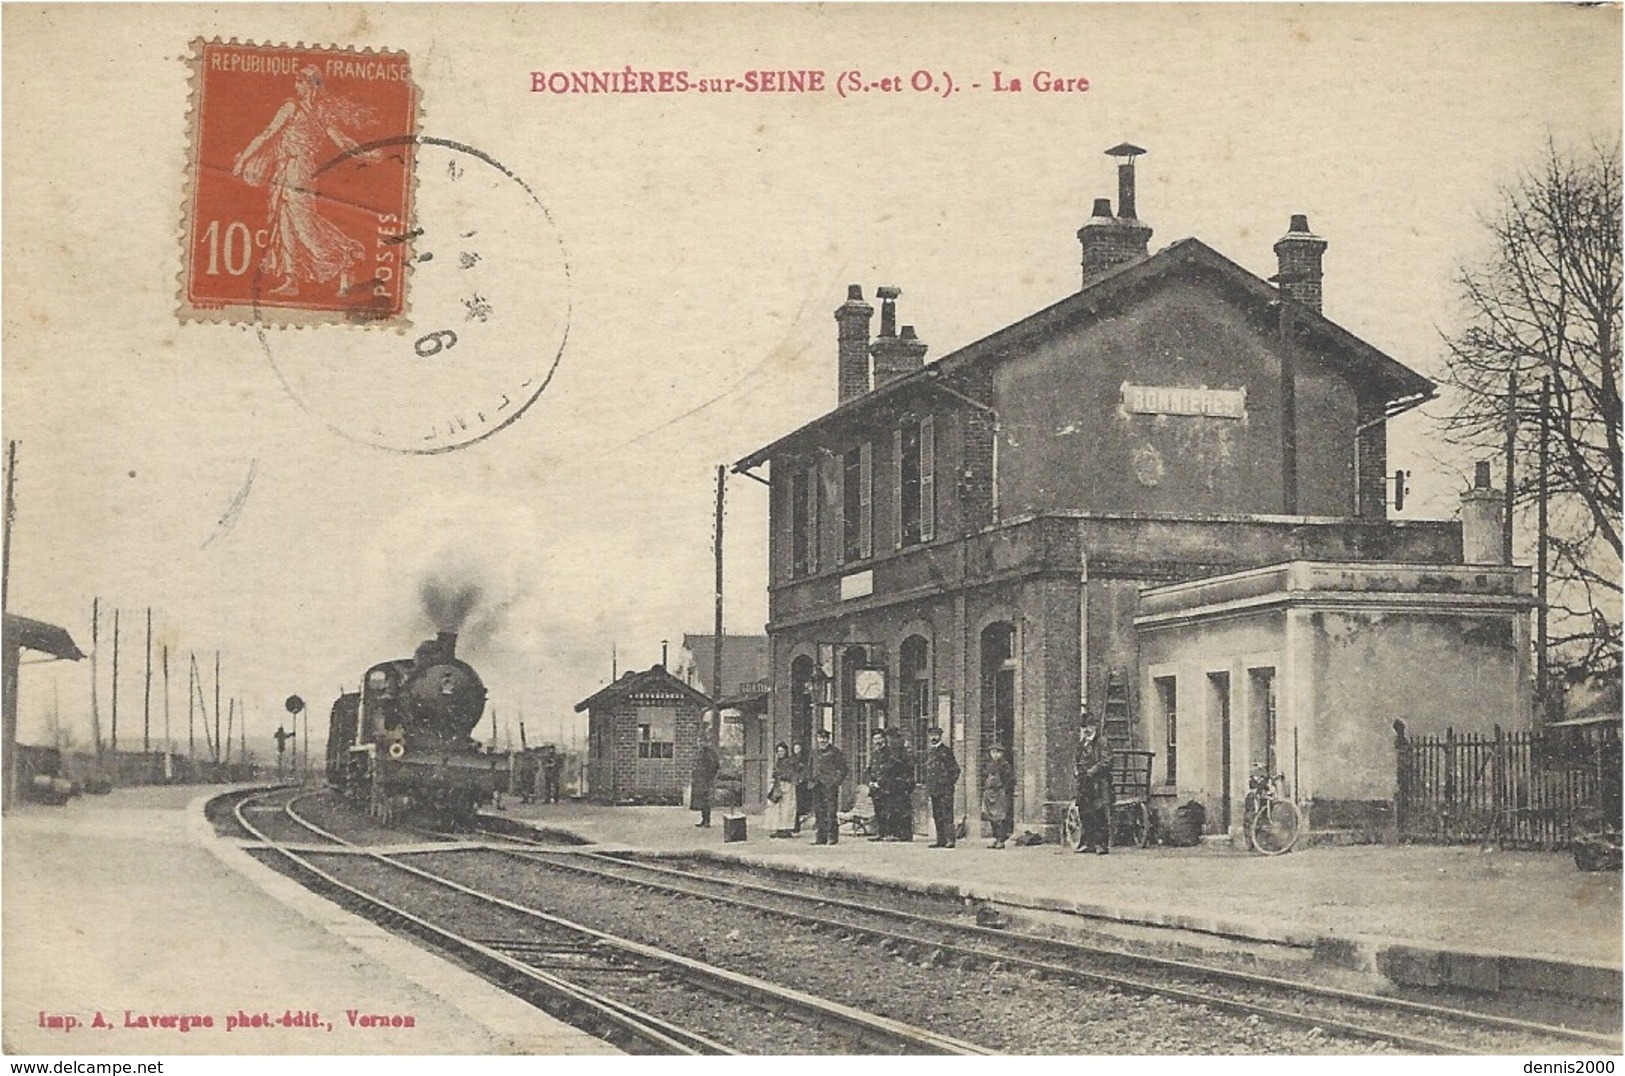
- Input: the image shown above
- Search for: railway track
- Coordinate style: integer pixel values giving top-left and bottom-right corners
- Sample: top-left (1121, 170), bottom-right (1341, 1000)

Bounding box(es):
top-left (228, 788), bottom-right (988, 1055)
top-left (468, 825), bottom-right (1622, 1056)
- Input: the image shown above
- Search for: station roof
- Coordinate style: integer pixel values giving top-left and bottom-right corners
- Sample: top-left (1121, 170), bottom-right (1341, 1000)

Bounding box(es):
top-left (3, 614), bottom-right (85, 661)
top-left (574, 664), bottom-right (714, 713)
top-left (736, 237), bottom-right (1436, 471)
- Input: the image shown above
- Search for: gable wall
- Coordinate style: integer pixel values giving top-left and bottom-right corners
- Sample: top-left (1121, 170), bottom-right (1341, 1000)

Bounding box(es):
top-left (993, 275), bottom-right (1367, 518)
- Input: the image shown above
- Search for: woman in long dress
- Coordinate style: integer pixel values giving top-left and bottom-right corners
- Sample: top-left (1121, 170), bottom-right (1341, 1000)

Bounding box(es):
top-left (231, 65), bottom-right (379, 297)
top-left (767, 742), bottom-right (800, 837)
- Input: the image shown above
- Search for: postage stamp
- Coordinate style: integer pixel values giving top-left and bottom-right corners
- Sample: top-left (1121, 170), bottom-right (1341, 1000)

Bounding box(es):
top-left (180, 39), bottom-right (419, 325)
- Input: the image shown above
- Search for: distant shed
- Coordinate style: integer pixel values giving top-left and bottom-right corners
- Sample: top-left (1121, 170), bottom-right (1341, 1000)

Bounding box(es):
top-left (4, 613), bottom-right (86, 810)
top-left (576, 664), bottom-right (713, 805)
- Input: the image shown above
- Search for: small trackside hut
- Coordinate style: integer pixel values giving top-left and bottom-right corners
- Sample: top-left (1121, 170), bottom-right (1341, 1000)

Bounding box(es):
top-left (577, 664), bottom-right (714, 805)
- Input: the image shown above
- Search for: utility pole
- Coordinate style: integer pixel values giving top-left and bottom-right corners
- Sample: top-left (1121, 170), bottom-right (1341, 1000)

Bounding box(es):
top-left (111, 608), bottom-right (121, 754)
top-left (143, 607), bottom-right (152, 754)
top-left (1537, 374), bottom-right (1551, 713)
top-left (2, 441), bottom-right (16, 812)
top-left (195, 654), bottom-right (213, 761)
top-left (1, 441), bottom-right (13, 620)
top-left (213, 651), bottom-right (221, 766)
top-left (187, 652), bottom-right (197, 760)
top-left (1503, 368), bottom-right (1518, 563)
top-left (225, 698), bottom-right (234, 765)
top-left (161, 645), bottom-right (170, 765)
top-left (711, 463), bottom-right (726, 736)
top-left (90, 598), bottom-right (103, 759)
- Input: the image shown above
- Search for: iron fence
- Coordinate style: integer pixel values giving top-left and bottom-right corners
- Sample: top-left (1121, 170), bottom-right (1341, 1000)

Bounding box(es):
top-left (1394, 722), bottom-right (1621, 848)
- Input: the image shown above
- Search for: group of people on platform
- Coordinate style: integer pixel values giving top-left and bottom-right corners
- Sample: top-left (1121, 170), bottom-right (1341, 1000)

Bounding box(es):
top-left (690, 718), bottom-right (1114, 853)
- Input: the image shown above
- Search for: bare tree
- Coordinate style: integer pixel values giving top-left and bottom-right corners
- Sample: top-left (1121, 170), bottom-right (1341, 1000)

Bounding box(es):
top-left (1437, 142), bottom-right (1621, 696)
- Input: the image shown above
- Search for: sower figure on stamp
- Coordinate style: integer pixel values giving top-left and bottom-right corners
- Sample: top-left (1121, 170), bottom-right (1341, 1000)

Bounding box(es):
top-left (924, 726), bottom-right (960, 848)
top-left (1074, 720), bottom-right (1113, 855)
top-left (691, 729), bottom-right (720, 828)
top-left (981, 743), bottom-right (1015, 850)
top-left (231, 65), bottom-right (379, 298)
top-left (811, 729), bottom-right (847, 846)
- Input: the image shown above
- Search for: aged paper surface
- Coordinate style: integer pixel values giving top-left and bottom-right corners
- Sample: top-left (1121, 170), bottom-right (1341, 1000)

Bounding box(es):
top-left (3, 2), bottom-right (1620, 1062)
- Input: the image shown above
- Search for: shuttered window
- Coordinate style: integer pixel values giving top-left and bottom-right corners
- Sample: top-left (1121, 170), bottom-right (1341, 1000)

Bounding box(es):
top-left (893, 428), bottom-right (905, 550)
top-left (897, 414), bottom-right (935, 547)
top-left (790, 468), bottom-right (810, 578)
top-left (920, 416), bottom-right (935, 542)
top-left (806, 462), bottom-right (820, 573)
top-left (859, 441), bottom-right (873, 560)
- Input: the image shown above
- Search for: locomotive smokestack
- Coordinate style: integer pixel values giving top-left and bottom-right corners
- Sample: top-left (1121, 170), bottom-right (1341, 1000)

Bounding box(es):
top-left (437, 631), bottom-right (458, 659)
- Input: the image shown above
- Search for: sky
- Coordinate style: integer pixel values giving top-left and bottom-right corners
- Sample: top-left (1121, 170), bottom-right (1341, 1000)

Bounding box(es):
top-left (3, 3), bottom-right (1620, 760)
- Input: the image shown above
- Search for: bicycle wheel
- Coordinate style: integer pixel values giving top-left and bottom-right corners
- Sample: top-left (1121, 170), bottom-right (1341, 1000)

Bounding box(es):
top-left (1062, 803), bottom-right (1086, 851)
top-left (1249, 800), bottom-right (1301, 855)
top-left (1116, 801), bottom-right (1151, 848)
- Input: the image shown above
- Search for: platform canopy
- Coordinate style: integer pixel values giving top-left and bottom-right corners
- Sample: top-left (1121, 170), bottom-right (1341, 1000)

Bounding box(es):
top-left (3, 613), bottom-right (85, 661)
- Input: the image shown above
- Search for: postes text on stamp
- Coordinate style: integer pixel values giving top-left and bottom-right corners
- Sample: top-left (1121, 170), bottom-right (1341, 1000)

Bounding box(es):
top-left (182, 39), bottom-right (419, 324)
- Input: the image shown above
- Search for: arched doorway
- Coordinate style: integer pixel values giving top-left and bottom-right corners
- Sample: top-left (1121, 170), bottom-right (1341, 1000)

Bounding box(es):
top-left (790, 654), bottom-right (817, 754)
top-left (980, 622), bottom-right (1017, 757)
top-left (899, 635), bottom-right (932, 782)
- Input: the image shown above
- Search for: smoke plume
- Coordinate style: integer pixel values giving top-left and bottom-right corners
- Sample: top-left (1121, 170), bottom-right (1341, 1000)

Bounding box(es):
top-left (419, 572), bottom-right (482, 632)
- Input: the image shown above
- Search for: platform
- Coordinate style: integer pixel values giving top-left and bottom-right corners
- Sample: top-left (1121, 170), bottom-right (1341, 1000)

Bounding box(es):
top-left (491, 799), bottom-right (1623, 1003)
top-left (1, 785), bottom-right (620, 1055)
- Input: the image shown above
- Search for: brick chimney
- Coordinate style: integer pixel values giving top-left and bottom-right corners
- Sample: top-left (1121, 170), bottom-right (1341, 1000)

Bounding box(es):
top-left (1077, 143), bottom-right (1153, 283)
top-left (1273, 214), bottom-right (1327, 313)
top-left (1460, 461), bottom-right (1507, 565)
top-left (869, 286), bottom-right (928, 387)
top-left (835, 284), bottom-right (874, 403)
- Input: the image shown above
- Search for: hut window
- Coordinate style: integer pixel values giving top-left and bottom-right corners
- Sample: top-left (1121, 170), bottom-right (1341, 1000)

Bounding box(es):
top-left (637, 706), bottom-right (677, 759)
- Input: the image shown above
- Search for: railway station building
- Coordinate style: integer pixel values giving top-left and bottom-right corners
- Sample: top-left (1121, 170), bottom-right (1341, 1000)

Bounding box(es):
top-left (733, 146), bottom-right (1533, 841)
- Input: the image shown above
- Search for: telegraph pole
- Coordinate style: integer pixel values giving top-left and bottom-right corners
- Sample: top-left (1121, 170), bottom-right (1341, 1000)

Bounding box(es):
top-left (2, 442), bottom-right (15, 811)
top-left (1503, 369), bottom-right (1518, 563)
top-left (187, 652), bottom-right (197, 760)
top-left (213, 651), bottom-right (221, 766)
top-left (90, 598), bottom-right (103, 759)
top-left (162, 645), bottom-right (171, 766)
top-left (143, 607), bottom-right (152, 754)
top-left (711, 463), bottom-right (725, 736)
top-left (111, 609), bottom-right (121, 754)
top-left (1537, 375), bottom-right (1551, 712)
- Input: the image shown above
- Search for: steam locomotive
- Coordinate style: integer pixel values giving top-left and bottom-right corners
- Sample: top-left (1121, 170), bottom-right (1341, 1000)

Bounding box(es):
top-left (326, 631), bottom-right (495, 825)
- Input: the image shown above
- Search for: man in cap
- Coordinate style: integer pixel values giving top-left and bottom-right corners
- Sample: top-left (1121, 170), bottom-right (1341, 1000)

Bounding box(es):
top-left (923, 725), bottom-right (960, 848)
top-left (811, 728), bottom-right (848, 845)
top-left (1073, 719), bottom-right (1113, 854)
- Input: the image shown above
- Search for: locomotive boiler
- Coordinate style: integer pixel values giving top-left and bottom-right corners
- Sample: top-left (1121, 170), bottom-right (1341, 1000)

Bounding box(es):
top-left (326, 631), bottom-right (495, 825)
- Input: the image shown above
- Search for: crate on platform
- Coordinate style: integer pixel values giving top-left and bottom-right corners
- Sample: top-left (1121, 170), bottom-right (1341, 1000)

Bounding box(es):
top-left (722, 814), bottom-right (747, 842)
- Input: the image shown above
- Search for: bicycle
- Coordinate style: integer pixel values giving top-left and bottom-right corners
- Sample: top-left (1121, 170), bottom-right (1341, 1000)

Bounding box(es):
top-left (1245, 771), bottom-right (1301, 855)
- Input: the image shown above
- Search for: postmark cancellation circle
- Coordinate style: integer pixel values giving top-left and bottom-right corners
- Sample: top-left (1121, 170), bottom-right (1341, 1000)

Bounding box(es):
top-left (255, 136), bottom-right (571, 455)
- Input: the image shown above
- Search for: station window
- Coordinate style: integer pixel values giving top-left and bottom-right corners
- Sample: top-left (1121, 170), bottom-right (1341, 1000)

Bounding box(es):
top-left (841, 442), bottom-right (873, 563)
top-left (894, 416), bottom-right (935, 548)
top-left (789, 466), bottom-right (816, 578)
top-left (636, 707), bottom-right (676, 759)
top-left (1155, 676), bottom-right (1177, 785)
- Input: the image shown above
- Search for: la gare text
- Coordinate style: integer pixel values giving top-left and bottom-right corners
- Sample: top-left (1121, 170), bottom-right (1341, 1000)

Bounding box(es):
top-left (529, 68), bottom-right (1089, 96)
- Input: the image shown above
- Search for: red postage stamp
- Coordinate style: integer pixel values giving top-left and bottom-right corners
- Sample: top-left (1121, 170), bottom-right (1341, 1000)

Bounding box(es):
top-left (181, 40), bottom-right (419, 324)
